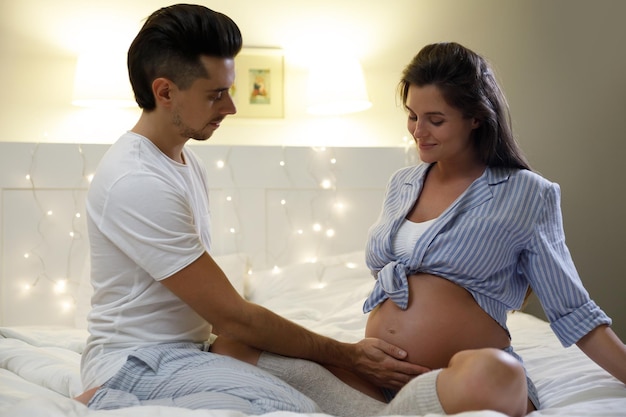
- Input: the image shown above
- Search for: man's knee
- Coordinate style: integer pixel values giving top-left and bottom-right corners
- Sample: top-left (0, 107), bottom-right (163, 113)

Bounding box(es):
top-left (438, 348), bottom-right (527, 417)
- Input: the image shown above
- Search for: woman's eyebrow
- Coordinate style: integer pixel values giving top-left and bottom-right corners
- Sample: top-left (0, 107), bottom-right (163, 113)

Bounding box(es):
top-left (405, 105), bottom-right (446, 117)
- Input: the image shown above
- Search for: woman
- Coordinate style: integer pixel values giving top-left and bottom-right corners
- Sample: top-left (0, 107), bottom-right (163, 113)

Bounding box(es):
top-left (148, 42), bottom-right (626, 417)
top-left (360, 41), bottom-right (626, 413)
top-left (211, 43), bottom-right (545, 417)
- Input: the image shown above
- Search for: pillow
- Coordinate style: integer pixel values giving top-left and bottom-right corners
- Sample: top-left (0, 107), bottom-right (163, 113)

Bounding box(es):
top-left (244, 251), bottom-right (375, 338)
top-left (74, 252), bottom-right (249, 329)
top-left (245, 251), bottom-right (370, 304)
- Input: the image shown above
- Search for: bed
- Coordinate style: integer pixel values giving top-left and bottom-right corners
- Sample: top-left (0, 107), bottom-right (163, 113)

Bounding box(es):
top-left (1, 250), bottom-right (626, 417)
top-left (1, 143), bottom-right (625, 416)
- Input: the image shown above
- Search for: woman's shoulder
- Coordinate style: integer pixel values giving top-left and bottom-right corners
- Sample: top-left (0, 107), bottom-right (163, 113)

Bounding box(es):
top-left (489, 166), bottom-right (556, 188)
top-left (390, 163), bottom-right (430, 183)
top-left (488, 167), bottom-right (561, 205)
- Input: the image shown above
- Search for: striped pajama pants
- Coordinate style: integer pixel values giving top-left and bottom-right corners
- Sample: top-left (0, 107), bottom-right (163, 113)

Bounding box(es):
top-left (87, 342), bottom-right (320, 414)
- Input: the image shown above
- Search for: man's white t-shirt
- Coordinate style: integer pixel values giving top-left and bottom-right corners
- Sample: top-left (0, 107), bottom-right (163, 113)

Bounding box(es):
top-left (81, 132), bottom-right (213, 390)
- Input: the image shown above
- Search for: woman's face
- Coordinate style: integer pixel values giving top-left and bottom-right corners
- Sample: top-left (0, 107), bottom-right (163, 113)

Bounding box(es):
top-left (405, 84), bottom-right (479, 165)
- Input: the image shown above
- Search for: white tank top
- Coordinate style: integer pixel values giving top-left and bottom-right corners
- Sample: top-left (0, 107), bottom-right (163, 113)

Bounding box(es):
top-left (391, 218), bottom-right (437, 258)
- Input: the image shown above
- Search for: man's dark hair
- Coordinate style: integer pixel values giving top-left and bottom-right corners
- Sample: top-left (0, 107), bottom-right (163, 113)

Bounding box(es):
top-left (128, 4), bottom-right (242, 110)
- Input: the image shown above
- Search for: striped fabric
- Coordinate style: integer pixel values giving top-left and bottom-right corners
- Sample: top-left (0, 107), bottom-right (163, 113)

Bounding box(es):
top-left (363, 163), bottom-right (611, 347)
top-left (88, 343), bottom-right (319, 413)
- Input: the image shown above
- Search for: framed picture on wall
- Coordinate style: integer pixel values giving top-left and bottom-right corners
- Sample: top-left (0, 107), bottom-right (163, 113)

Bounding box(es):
top-left (230, 48), bottom-right (284, 119)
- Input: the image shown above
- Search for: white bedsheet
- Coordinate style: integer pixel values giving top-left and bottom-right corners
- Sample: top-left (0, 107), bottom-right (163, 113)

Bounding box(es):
top-left (1, 252), bottom-right (625, 417)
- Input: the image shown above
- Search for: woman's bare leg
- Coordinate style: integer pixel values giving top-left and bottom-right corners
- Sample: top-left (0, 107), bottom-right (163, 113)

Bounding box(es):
top-left (209, 334), bottom-right (262, 364)
top-left (74, 386), bottom-right (100, 405)
top-left (436, 348), bottom-right (528, 417)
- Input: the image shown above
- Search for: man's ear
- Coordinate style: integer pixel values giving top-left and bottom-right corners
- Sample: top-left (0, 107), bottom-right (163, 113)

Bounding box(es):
top-left (471, 118), bottom-right (481, 129)
top-left (152, 78), bottom-right (174, 108)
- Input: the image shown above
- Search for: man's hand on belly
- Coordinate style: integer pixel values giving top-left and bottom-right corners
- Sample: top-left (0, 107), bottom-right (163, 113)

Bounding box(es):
top-left (352, 337), bottom-right (431, 389)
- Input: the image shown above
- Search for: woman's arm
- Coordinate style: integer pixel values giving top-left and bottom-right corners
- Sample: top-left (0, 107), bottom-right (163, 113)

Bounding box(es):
top-left (576, 324), bottom-right (626, 385)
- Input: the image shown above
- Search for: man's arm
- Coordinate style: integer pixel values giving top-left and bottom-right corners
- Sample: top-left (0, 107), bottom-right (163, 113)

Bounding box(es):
top-left (160, 252), bottom-right (428, 389)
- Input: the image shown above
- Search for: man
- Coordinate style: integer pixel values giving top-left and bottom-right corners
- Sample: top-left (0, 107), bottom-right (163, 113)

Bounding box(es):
top-left (77, 4), bottom-right (424, 413)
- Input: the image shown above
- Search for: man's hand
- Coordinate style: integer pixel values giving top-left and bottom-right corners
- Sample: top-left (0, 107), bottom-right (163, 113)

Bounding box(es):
top-left (351, 337), bottom-right (430, 389)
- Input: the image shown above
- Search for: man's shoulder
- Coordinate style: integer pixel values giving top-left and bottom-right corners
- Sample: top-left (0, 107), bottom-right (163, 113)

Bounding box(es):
top-left (90, 137), bottom-right (181, 206)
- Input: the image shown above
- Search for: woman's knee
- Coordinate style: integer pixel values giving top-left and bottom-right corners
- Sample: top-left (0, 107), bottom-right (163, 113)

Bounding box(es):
top-left (438, 348), bottom-right (527, 417)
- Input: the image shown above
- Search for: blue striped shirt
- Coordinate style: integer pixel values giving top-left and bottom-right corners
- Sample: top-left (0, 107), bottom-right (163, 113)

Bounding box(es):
top-left (363, 163), bottom-right (611, 347)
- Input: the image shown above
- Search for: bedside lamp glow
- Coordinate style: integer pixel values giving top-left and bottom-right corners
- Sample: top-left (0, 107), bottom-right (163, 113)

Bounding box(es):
top-left (72, 52), bottom-right (137, 108)
top-left (306, 55), bottom-right (372, 116)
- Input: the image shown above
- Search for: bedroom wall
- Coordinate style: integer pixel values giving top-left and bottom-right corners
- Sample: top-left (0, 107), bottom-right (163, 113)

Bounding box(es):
top-left (1, 0), bottom-right (625, 338)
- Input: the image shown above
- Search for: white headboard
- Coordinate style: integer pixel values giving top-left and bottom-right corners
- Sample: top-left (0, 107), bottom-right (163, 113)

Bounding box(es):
top-left (0, 142), bottom-right (417, 327)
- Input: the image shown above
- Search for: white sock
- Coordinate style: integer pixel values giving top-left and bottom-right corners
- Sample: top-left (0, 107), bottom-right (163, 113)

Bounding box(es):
top-left (257, 352), bottom-right (385, 417)
top-left (382, 369), bottom-right (444, 415)
top-left (257, 353), bottom-right (445, 416)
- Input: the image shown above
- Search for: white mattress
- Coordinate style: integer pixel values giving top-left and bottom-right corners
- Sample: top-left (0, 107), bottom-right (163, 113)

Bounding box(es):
top-left (1, 252), bottom-right (625, 417)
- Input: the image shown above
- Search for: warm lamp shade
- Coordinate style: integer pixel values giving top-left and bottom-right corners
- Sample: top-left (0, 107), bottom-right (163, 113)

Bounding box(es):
top-left (306, 56), bottom-right (372, 116)
top-left (72, 52), bottom-right (137, 108)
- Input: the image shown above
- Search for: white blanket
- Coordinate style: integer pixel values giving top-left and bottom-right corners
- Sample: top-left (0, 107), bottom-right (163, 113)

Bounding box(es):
top-left (1, 252), bottom-right (625, 417)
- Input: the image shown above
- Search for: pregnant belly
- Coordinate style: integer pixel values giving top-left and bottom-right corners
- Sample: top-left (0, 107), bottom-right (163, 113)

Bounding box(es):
top-left (365, 274), bottom-right (510, 370)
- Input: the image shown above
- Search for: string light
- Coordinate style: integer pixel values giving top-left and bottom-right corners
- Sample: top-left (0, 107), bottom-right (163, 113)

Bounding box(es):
top-left (16, 144), bottom-right (354, 320)
top-left (54, 279), bottom-right (68, 294)
top-left (10, 143), bottom-right (410, 324)
top-left (60, 300), bottom-right (74, 313)
top-left (14, 143), bottom-right (87, 321)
